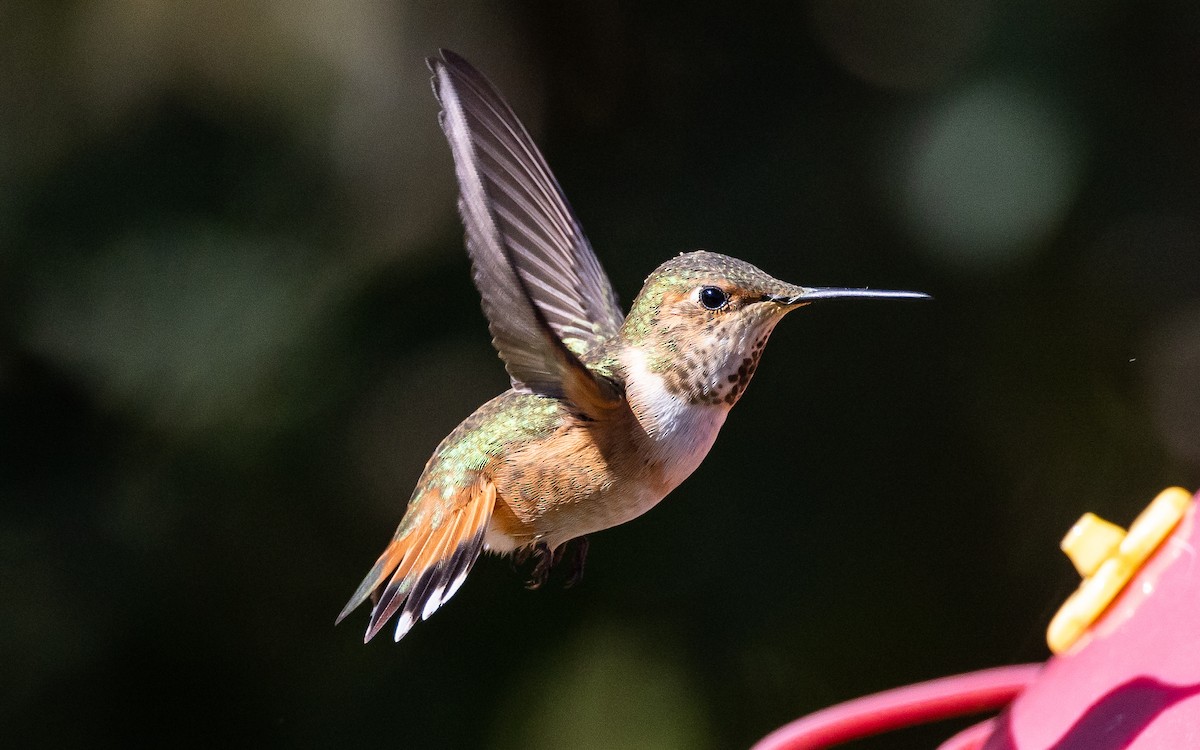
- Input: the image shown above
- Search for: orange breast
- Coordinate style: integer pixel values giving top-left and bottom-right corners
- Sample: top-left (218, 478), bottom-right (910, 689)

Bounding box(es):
top-left (486, 405), bottom-right (669, 549)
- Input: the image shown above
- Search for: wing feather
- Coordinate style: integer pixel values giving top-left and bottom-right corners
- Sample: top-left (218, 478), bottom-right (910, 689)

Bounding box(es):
top-left (430, 50), bottom-right (623, 410)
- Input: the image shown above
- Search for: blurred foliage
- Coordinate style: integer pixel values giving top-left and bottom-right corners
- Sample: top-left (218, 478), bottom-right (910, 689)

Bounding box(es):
top-left (3, 1), bottom-right (1199, 748)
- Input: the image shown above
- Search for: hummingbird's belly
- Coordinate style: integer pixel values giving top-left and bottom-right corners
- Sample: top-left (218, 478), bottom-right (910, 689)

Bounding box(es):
top-left (485, 474), bottom-right (675, 552)
top-left (484, 380), bottom-right (730, 551)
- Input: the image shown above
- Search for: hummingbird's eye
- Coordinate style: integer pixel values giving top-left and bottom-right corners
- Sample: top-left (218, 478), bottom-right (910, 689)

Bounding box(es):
top-left (698, 286), bottom-right (729, 311)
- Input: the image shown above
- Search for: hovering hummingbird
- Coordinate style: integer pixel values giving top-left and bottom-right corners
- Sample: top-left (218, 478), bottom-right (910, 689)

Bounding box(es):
top-left (338, 49), bottom-right (928, 642)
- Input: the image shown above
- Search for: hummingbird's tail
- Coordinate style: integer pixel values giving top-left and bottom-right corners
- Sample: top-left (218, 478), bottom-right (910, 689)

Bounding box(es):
top-left (336, 479), bottom-right (497, 642)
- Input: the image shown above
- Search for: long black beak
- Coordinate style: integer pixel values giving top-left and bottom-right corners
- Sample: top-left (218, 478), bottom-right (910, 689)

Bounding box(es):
top-left (767, 288), bottom-right (932, 304)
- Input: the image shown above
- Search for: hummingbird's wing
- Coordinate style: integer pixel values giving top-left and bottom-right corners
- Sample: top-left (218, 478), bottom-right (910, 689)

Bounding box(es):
top-left (430, 50), bottom-right (623, 412)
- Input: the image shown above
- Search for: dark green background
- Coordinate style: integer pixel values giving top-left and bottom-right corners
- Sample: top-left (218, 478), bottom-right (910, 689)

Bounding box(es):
top-left (4, 2), bottom-right (1199, 748)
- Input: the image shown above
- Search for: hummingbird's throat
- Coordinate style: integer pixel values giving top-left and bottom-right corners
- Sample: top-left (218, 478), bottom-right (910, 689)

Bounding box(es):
top-left (624, 312), bottom-right (781, 414)
top-left (621, 347), bottom-right (731, 491)
top-left (657, 314), bottom-right (781, 407)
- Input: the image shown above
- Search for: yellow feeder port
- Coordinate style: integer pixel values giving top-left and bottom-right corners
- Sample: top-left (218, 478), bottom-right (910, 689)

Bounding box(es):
top-left (1046, 487), bottom-right (1192, 655)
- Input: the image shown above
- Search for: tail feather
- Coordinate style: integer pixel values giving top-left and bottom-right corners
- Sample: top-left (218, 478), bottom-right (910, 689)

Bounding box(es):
top-left (365, 523), bottom-right (437, 638)
top-left (337, 479), bottom-right (497, 642)
top-left (442, 521), bottom-right (486, 602)
top-left (385, 513), bottom-right (462, 640)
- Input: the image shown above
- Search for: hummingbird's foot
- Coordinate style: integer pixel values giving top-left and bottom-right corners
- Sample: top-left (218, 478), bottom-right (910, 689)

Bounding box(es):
top-left (561, 536), bottom-right (589, 589)
top-left (510, 545), bottom-right (533, 569)
top-left (514, 538), bottom-right (589, 589)
top-left (522, 542), bottom-right (554, 590)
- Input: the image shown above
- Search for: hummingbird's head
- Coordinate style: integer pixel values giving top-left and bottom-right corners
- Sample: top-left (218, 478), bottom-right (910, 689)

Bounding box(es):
top-left (621, 251), bottom-right (808, 406)
top-left (621, 251), bottom-right (927, 407)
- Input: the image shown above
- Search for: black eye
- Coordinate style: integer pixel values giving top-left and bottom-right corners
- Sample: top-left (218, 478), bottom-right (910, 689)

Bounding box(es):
top-left (699, 286), bottom-right (728, 310)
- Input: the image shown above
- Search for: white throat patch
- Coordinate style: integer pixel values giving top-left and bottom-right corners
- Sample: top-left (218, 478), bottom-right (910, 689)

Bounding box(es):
top-left (622, 347), bottom-right (730, 492)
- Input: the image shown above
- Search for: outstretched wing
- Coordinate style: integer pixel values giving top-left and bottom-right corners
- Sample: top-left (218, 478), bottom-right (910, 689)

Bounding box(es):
top-left (430, 50), bottom-right (623, 411)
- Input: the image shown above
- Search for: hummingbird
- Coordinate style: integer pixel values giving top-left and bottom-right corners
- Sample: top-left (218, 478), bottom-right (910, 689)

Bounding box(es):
top-left (338, 49), bottom-right (928, 642)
